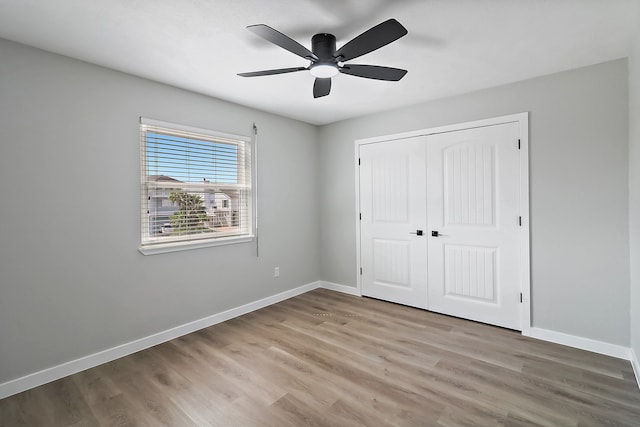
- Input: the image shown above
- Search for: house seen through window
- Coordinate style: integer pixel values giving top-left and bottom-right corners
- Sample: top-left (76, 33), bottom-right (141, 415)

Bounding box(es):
top-left (139, 118), bottom-right (253, 253)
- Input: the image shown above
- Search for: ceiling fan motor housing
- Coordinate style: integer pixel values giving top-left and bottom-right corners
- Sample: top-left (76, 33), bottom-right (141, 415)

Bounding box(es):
top-left (311, 33), bottom-right (337, 63)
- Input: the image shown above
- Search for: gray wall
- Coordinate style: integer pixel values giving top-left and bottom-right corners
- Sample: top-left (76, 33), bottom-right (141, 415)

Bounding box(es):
top-left (319, 59), bottom-right (630, 346)
top-left (0, 35), bottom-right (635, 388)
top-left (630, 3), bottom-right (640, 364)
top-left (0, 38), bottom-right (320, 384)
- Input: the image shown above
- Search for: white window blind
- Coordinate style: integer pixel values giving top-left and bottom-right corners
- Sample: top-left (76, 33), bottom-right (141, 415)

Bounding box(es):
top-left (139, 118), bottom-right (253, 254)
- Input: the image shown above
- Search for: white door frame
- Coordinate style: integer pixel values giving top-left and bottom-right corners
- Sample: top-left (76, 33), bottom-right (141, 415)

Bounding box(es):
top-left (354, 112), bottom-right (531, 336)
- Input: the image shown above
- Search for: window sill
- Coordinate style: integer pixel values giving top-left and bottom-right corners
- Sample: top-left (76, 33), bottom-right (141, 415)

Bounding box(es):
top-left (139, 235), bottom-right (254, 255)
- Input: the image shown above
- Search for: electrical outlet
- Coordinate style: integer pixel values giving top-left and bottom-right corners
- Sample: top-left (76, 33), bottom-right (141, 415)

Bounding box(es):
top-left (274, 267), bottom-right (280, 278)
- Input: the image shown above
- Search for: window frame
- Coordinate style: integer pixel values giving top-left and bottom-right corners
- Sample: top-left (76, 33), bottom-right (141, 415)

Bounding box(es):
top-left (138, 117), bottom-right (255, 255)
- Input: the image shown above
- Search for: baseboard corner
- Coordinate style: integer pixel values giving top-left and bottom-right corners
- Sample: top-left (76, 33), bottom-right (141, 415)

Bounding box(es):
top-left (631, 348), bottom-right (640, 391)
top-left (318, 281), bottom-right (361, 296)
top-left (528, 327), bottom-right (631, 360)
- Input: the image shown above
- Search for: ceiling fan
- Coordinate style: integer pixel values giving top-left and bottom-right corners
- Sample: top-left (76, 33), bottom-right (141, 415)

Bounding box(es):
top-left (238, 19), bottom-right (408, 98)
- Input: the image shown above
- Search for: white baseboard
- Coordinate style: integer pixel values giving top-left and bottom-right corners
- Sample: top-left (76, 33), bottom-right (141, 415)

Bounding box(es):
top-left (631, 348), bottom-right (640, 390)
top-left (319, 281), bottom-right (361, 296)
top-left (529, 327), bottom-right (631, 360)
top-left (3, 282), bottom-right (637, 400)
top-left (0, 281), bottom-right (322, 400)
top-left (318, 282), bottom-right (639, 388)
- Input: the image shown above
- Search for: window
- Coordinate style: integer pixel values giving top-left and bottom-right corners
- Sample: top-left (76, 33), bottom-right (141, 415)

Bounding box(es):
top-left (139, 118), bottom-right (253, 254)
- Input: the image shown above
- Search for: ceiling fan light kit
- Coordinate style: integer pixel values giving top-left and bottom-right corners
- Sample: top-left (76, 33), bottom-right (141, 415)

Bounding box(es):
top-left (238, 19), bottom-right (408, 98)
top-left (309, 64), bottom-right (339, 78)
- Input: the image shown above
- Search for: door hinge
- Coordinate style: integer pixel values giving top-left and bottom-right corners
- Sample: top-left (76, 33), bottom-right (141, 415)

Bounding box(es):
top-left (518, 139), bottom-right (521, 150)
top-left (520, 292), bottom-right (523, 303)
top-left (360, 267), bottom-right (363, 275)
top-left (519, 216), bottom-right (522, 226)
top-left (359, 213), bottom-right (362, 220)
top-left (358, 158), bottom-right (361, 165)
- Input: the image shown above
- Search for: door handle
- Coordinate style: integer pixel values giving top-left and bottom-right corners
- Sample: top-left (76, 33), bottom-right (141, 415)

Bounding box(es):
top-left (432, 230), bottom-right (440, 237)
top-left (409, 229), bottom-right (424, 236)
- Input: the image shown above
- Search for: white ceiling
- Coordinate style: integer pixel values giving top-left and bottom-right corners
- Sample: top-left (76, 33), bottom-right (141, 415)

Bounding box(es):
top-left (0, 0), bottom-right (635, 125)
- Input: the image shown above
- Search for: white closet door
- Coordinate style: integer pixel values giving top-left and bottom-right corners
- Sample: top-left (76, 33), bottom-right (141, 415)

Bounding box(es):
top-left (359, 136), bottom-right (428, 308)
top-left (357, 121), bottom-right (523, 330)
top-left (426, 122), bottom-right (521, 329)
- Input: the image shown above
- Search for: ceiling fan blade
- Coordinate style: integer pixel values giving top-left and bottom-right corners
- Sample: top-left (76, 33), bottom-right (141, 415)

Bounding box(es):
top-left (238, 67), bottom-right (307, 77)
top-left (339, 64), bottom-right (407, 81)
top-left (313, 78), bottom-right (331, 98)
top-left (247, 24), bottom-right (318, 60)
top-left (334, 19), bottom-right (408, 62)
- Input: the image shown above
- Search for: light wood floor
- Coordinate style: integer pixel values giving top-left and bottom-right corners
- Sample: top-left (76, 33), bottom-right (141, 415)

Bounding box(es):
top-left (1, 289), bottom-right (639, 426)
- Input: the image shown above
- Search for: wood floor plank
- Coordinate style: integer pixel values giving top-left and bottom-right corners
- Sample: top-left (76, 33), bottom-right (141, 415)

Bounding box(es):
top-left (1, 288), bottom-right (639, 426)
top-left (96, 358), bottom-right (197, 427)
top-left (34, 377), bottom-right (100, 426)
top-left (152, 340), bottom-right (243, 405)
top-left (0, 390), bottom-right (52, 427)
